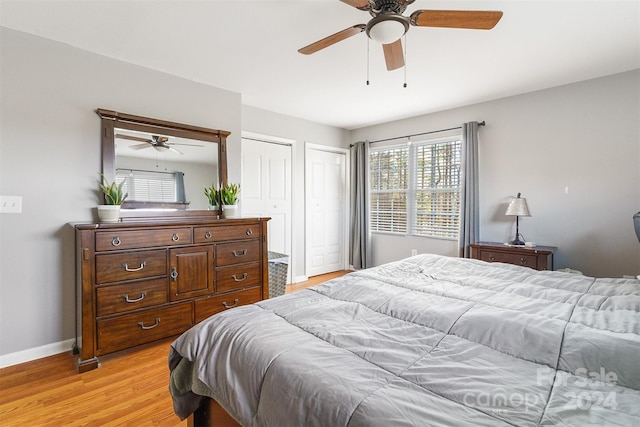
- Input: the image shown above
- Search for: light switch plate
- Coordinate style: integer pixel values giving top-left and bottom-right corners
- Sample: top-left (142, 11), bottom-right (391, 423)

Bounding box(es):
top-left (0, 196), bottom-right (22, 213)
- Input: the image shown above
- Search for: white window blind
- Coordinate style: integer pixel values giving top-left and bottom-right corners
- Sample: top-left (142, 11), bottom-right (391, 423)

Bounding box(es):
top-left (369, 136), bottom-right (462, 239)
top-left (116, 169), bottom-right (178, 203)
top-left (413, 140), bottom-right (461, 239)
top-left (370, 147), bottom-right (408, 233)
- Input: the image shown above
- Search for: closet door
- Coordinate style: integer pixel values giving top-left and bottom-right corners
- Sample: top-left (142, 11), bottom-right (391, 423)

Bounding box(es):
top-left (242, 137), bottom-right (292, 281)
top-left (305, 144), bottom-right (348, 277)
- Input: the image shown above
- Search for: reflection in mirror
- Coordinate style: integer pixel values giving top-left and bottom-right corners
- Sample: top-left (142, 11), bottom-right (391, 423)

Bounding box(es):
top-left (98, 108), bottom-right (229, 215)
top-left (114, 128), bottom-right (218, 210)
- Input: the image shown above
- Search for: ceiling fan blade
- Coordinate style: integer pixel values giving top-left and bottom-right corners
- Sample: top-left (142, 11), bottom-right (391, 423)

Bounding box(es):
top-left (383, 39), bottom-right (404, 71)
top-left (168, 147), bottom-right (184, 155)
top-left (339, 0), bottom-right (371, 11)
top-left (116, 134), bottom-right (151, 143)
top-left (298, 24), bottom-right (366, 55)
top-left (129, 143), bottom-right (152, 150)
top-left (410, 10), bottom-right (503, 30)
top-left (171, 142), bottom-right (205, 147)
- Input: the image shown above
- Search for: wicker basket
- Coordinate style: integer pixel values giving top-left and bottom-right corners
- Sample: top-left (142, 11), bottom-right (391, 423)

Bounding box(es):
top-left (268, 251), bottom-right (289, 298)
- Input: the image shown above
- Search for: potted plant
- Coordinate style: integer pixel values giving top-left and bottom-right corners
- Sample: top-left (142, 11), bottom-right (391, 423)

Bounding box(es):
top-left (203, 183), bottom-right (219, 211)
top-left (98, 173), bottom-right (128, 223)
top-left (219, 182), bottom-right (240, 218)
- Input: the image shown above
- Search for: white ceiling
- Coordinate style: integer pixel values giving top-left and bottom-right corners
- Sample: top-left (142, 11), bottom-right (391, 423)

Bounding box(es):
top-left (1, 0), bottom-right (638, 130)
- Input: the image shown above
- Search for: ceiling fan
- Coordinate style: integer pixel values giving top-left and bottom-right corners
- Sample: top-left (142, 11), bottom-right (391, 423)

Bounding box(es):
top-left (115, 133), bottom-right (204, 155)
top-left (298, 0), bottom-right (503, 71)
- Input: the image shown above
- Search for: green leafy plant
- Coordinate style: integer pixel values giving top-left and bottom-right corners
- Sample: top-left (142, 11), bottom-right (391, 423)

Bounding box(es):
top-left (99, 173), bottom-right (128, 205)
top-left (203, 183), bottom-right (219, 207)
top-left (219, 182), bottom-right (240, 205)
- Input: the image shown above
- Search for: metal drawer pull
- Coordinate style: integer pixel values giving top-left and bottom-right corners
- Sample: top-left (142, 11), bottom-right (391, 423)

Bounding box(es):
top-left (172, 233), bottom-right (180, 242)
top-left (232, 249), bottom-right (247, 257)
top-left (204, 231), bottom-right (212, 239)
top-left (488, 255), bottom-right (495, 261)
top-left (223, 299), bottom-right (239, 309)
top-left (170, 268), bottom-right (178, 280)
top-left (137, 318), bottom-right (160, 330)
top-left (232, 273), bottom-right (248, 282)
top-left (111, 237), bottom-right (121, 247)
top-left (520, 258), bottom-right (528, 265)
top-left (246, 228), bottom-right (253, 236)
top-left (122, 261), bottom-right (146, 272)
top-left (123, 292), bottom-right (146, 303)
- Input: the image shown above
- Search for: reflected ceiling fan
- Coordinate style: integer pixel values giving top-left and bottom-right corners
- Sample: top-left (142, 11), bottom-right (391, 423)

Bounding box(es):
top-left (115, 133), bottom-right (204, 155)
top-left (298, 0), bottom-right (503, 71)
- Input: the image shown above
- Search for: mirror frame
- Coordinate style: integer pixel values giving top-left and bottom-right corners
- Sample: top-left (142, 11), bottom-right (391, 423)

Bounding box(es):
top-left (98, 108), bottom-right (230, 220)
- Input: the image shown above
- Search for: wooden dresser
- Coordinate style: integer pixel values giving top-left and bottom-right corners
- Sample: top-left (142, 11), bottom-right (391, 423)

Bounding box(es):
top-left (469, 242), bottom-right (557, 271)
top-left (75, 217), bottom-right (269, 372)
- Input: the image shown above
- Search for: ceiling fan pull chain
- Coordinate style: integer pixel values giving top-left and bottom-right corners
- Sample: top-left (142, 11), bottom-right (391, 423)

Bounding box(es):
top-left (403, 33), bottom-right (407, 88)
top-left (366, 37), bottom-right (370, 86)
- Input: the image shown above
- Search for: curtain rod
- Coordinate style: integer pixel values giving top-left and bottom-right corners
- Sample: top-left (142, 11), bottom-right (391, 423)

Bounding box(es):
top-left (350, 121), bottom-right (485, 147)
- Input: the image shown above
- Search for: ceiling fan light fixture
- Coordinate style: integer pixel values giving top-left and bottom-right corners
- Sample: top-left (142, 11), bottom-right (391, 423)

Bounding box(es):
top-left (366, 15), bottom-right (408, 44)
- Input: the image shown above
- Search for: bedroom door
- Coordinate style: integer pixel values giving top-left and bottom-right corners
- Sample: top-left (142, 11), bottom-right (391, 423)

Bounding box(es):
top-left (241, 136), bottom-right (293, 282)
top-left (305, 144), bottom-right (349, 277)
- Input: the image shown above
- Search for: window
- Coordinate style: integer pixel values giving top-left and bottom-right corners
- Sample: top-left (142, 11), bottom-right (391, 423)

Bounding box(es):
top-left (116, 169), bottom-right (185, 203)
top-left (370, 136), bottom-right (462, 239)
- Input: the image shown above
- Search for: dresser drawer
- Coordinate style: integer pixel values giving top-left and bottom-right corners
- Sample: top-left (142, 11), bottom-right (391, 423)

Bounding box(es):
top-left (194, 224), bottom-right (259, 243)
top-left (96, 249), bottom-right (166, 284)
top-left (96, 227), bottom-right (192, 251)
top-left (216, 239), bottom-right (261, 266)
top-left (96, 302), bottom-right (192, 354)
top-left (194, 287), bottom-right (262, 323)
top-left (96, 278), bottom-right (167, 317)
top-left (216, 262), bottom-right (262, 293)
top-left (479, 250), bottom-right (538, 269)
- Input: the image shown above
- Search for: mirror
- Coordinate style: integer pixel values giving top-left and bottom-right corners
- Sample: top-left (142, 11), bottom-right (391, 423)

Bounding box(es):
top-left (98, 109), bottom-right (229, 214)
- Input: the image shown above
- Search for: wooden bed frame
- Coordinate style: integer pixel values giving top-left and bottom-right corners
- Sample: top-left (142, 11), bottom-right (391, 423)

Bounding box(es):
top-left (188, 398), bottom-right (240, 427)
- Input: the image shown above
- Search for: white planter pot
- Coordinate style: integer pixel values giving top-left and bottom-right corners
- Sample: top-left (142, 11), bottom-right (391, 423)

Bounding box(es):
top-left (222, 204), bottom-right (238, 219)
top-left (97, 205), bottom-right (121, 223)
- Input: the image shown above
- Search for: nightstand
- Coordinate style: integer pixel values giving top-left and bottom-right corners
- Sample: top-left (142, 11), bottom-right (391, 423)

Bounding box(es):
top-left (469, 242), bottom-right (557, 271)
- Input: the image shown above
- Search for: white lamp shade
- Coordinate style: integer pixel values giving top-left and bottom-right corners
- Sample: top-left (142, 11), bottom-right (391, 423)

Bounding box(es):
top-left (505, 195), bottom-right (531, 217)
top-left (368, 19), bottom-right (407, 44)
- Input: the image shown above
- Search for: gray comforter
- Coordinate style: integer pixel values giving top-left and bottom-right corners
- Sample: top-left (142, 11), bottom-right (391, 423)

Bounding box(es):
top-left (169, 254), bottom-right (640, 426)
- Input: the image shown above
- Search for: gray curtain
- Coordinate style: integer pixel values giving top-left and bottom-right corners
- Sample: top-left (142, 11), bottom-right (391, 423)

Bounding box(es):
top-left (350, 141), bottom-right (371, 269)
top-left (175, 172), bottom-right (186, 203)
top-left (459, 122), bottom-right (479, 257)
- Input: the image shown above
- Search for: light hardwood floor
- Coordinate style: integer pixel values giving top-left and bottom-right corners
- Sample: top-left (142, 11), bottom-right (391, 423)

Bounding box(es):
top-left (0, 270), bottom-right (351, 426)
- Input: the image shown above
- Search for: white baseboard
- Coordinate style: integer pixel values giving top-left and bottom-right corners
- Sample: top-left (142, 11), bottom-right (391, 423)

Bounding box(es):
top-left (0, 338), bottom-right (76, 369)
top-left (294, 275), bottom-right (309, 283)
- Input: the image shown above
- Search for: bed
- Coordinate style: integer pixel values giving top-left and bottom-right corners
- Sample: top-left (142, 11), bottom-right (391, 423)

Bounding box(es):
top-left (168, 254), bottom-right (640, 426)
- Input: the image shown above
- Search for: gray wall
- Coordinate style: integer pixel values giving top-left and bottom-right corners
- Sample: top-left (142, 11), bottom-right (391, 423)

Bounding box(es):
top-left (352, 70), bottom-right (640, 277)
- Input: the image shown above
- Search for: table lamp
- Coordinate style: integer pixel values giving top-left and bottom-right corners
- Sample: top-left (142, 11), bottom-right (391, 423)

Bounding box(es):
top-left (505, 193), bottom-right (531, 245)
